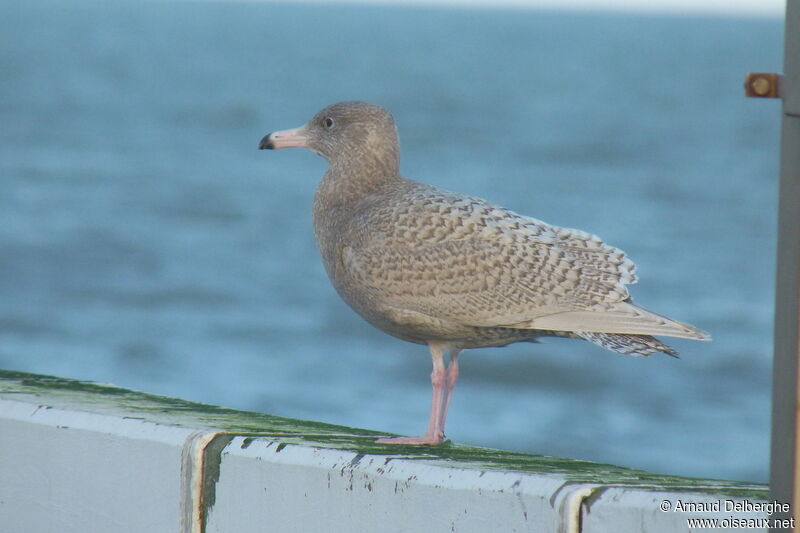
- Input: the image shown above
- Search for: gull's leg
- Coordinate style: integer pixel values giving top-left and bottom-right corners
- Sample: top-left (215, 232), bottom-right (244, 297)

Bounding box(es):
top-left (439, 349), bottom-right (460, 432)
top-left (376, 342), bottom-right (449, 445)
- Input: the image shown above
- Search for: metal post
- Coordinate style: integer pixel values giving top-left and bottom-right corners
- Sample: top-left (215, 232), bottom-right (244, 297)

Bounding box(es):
top-left (770, 0), bottom-right (800, 530)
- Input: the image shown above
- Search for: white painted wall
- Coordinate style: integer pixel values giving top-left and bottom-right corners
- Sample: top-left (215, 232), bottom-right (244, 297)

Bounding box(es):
top-left (0, 373), bottom-right (770, 533)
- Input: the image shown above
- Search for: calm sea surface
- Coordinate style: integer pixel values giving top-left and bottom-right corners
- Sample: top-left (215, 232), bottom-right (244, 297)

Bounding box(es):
top-left (0, 0), bottom-right (782, 482)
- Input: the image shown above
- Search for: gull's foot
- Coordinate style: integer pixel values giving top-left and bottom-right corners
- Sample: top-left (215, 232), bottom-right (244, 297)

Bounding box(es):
top-left (375, 434), bottom-right (444, 445)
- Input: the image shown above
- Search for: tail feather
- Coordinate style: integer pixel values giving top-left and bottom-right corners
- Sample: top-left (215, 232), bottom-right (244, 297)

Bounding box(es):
top-left (576, 331), bottom-right (679, 357)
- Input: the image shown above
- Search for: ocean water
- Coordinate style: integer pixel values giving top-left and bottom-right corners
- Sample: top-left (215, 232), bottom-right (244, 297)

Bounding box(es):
top-left (0, 0), bottom-right (782, 482)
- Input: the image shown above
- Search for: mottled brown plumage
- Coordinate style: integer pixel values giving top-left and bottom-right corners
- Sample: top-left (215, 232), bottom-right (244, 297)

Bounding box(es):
top-left (259, 101), bottom-right (709, 444)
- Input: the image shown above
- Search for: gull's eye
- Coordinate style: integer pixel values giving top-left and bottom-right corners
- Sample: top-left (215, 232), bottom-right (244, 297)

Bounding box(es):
top-left (322, 117), bottom-right (334, 129)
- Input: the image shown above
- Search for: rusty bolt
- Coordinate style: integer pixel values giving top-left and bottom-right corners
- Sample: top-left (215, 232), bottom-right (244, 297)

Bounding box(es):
top-left (745, 73), bottom-right (782, 98)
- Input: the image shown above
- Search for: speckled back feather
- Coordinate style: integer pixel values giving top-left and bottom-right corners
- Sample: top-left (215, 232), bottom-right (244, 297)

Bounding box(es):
top-left (335, 180), bottom-right (707, 351)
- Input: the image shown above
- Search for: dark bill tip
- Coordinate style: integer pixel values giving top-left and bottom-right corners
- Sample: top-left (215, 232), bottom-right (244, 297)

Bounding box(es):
top-left (258, 134), bottom-right (274, 150)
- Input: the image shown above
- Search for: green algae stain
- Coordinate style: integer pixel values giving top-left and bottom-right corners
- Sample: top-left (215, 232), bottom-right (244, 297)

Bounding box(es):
top-left (0, 368), bottom-right (359, 436)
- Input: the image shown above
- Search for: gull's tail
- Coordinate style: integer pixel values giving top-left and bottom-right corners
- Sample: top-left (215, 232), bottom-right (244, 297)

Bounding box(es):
top-left (576, 331), bottom-right (680, 357)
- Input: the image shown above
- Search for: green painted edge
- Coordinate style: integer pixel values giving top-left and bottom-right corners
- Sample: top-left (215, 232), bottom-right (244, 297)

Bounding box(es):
top-left (0, 368), bottom-right (767, 499)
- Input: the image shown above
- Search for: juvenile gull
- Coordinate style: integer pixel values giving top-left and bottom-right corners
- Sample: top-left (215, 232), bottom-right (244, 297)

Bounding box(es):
top-left (259, 101), bottom-right (709, 445)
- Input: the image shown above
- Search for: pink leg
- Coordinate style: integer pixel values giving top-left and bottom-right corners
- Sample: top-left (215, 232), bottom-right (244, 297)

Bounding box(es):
top-left (439, 350), bottom-right (460, 431)
top-left (377, 343), bottom-right (459, 446)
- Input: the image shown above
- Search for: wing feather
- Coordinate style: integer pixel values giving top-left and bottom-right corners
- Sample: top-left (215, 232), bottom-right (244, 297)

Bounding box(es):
top-left (340, 182), bottom-right (701, 340)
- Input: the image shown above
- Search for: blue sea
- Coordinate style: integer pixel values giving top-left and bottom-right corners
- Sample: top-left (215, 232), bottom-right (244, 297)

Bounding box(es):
top-left (0, 0), bottom-right (782, 482)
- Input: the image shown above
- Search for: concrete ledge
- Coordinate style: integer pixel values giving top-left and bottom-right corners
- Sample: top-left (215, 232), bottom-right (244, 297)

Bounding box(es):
top-left (0, 370), bottom-right (768, 532)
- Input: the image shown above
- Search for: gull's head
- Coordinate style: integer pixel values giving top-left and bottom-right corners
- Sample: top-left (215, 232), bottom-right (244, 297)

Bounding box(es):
top-left (259, 101), bottom-right (400, 174)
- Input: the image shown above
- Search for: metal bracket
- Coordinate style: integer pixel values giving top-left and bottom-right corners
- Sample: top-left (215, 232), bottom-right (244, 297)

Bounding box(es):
top-left (744, 72), bottom-right (783, 98)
